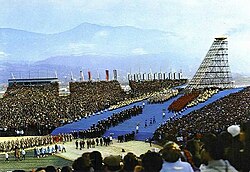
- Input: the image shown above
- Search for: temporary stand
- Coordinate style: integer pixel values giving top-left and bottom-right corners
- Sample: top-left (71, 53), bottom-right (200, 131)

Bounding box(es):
top-left (187, 37), bottom-right (233, 90)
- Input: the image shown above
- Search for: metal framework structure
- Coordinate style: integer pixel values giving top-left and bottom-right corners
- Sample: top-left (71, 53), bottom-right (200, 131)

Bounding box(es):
top-left (186, 37), bottom-right (233, 90)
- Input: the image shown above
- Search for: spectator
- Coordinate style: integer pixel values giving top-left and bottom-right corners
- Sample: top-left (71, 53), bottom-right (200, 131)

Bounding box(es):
top-left (222, 127), bottom-right (242, 171)
top-left (141, 151), bottom-right (163, 172)
top-left (123, 153), bottom-right (139, 172)
top-left (103, 155), bottom-right (122, 172)
top-left (185, 139), bottom-right (201, 170)
top-left (72, 153), bottom-right (92, 172)
top-left (199, 133), bottom-right (237, 172)
top-left (61, 166), bottom-right (72, 172)
top-left (240, 121), bottom-right (250, 172)
top-left (160, 141), bottom-right (194, 172)
top-left (90, 151), bottom-right (103, 171)
top-left (45, 166), bottom-right (57, 172)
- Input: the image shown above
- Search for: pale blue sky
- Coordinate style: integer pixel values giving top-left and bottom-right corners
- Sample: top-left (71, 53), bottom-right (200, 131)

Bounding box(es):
top-left (0, 0), bottom-right (250, 73)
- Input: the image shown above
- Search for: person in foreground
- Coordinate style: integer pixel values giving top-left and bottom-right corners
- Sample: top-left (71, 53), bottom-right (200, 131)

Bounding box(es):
top-left (160, 141), bottom-right (194, 172)
top-left (199, 133), bottom-right (238, 172)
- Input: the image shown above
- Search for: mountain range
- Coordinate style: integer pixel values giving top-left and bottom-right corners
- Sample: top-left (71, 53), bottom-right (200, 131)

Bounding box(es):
top-left (0, 22), bottom-right (176, 61)
top-left (0, 23), bottom-right (248, 85)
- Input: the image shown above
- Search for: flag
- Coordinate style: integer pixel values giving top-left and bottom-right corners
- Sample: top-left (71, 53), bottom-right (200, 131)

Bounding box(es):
top-left (178, 70), bottom-right (183, 79)
top-left (80, 71), bottom-right (84, 81)
top-left (128, 73), bottom-right (132, 81)
top-left (105, 70), bottom-right (109, 81)
top-left (113, 70), bottom-right (117, 80)
top-left (168, 72), bottom-right (172, 80)
top-left (88, 71), bottom-right (91, 81)
top-left (70, 71), bottom-right (74, 81)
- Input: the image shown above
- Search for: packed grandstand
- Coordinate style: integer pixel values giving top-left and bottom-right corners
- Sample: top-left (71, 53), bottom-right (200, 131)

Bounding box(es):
top-left (0, 78), bottom-right (250, 171)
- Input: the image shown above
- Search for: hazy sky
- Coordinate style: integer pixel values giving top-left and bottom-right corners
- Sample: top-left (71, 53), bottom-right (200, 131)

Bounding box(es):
top-left (1, 0), bottom-right (250, 73)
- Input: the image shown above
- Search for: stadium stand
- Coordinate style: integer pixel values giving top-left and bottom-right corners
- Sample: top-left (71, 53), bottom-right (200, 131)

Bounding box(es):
top-left (129, 79), bottom-right (187, 96)
top-left (154, 87), bottom-right (250, 144)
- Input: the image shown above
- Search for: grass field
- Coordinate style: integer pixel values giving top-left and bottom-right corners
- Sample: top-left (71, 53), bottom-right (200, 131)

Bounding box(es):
top-left (0, 150), bottom-right (73, 172)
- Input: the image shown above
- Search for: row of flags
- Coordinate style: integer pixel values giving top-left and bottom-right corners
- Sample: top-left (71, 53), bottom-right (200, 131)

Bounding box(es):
top-left (128, 71), bottom-right (183, 81)
top-left (71, 70), bottom-right (183, 82)
top-left (72, 70), bottom-right (118, 81)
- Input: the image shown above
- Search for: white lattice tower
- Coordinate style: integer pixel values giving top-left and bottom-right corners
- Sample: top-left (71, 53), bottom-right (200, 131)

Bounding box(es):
top-left (186, 37), bottom-right (233, 90)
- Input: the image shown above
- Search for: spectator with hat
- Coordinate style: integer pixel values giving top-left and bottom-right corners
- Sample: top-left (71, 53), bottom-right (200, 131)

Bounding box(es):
top-left (226, 125), bottom-right (243, 171)
top-left (103, 155), bottom-right (122, 172)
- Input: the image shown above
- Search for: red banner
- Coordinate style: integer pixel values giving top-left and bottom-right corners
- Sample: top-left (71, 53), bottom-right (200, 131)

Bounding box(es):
top-left (105, 70), bottom-right (109, 81)
top-left (88, 71), bottom-right (91, 81)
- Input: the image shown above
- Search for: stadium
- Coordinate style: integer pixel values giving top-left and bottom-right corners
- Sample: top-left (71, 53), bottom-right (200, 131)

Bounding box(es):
top-left (0, 36), bottom-right (249, 172)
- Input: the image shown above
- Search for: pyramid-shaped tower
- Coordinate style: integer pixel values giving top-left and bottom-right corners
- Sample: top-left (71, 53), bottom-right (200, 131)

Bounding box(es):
top-left (187, 37), bottom-right (233, 90)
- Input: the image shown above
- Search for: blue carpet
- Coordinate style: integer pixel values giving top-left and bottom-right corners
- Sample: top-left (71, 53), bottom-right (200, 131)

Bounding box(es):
top-left (51, 101), bottom-right (144, 135)
top-left (52, 87), bottom-right (244, 141)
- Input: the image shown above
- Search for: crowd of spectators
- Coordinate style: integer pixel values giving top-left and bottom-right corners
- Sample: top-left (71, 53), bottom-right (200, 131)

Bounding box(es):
top-left (0, 78), bottom-right (184, 137)
top-left (0, 77), bottom-right (188, 137)
top-left (108, 95), bottom-right (149, 111)
top-left (13, 120), bottom-right (250, 171)
top-left (129, 79), bottom-right (187, 96)
top-left (69, 81), bottom-right (127, 118)
top-left (147, 89), bottom-right (179, 104)
top-left (154, 87), bottom-right (250, 143)
top-left (0, 83), bottom-right (61, 136)
top-left (0, 81), bottom-right (128, 136)
top-left (2, 74), bottom-right (250, 171)
top-left (109, 88), bottom-right (179, 110)
top-left (2, 120), bottom-right (250, 172)
top-left (187, 89), bottom-right (219, 108)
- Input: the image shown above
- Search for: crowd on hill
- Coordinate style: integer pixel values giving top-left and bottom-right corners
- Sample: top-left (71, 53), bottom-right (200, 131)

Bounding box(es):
top-left (129, 79), bottom-right (186, 96)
